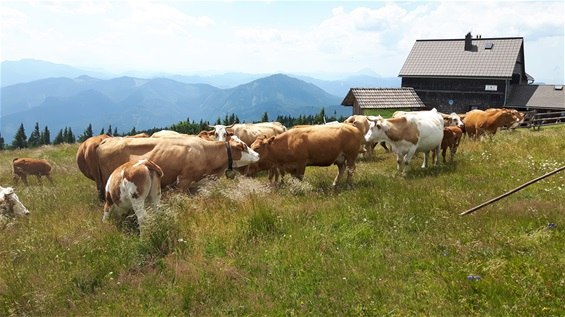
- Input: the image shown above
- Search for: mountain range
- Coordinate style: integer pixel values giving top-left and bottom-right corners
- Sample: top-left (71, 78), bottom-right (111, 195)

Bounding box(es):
top-left (0, 59), bottom-right (400, 142)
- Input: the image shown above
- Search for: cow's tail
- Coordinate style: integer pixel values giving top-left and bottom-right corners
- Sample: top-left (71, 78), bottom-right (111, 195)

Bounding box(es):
top-left (143, 160), bottom-right (164, 178)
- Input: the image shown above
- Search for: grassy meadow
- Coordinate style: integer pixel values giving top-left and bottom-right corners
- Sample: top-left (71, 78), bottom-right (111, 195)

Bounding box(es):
top-left (1, 125), bottom-right (564, 316)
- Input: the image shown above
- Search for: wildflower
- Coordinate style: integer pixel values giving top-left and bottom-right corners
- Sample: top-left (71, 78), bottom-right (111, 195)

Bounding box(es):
top-left (548, 223), bottom-right (556, 229)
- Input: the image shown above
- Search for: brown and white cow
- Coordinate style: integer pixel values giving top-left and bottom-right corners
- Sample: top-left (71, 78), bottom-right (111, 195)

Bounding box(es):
top-left (440, 112), bottom-right (465, 129)
top-left (249, 123), bottom-right (364, 187)
top-left (12, 158), bottom-right (54, 185)
top-left (462, 109), bottom-right (517, 139)
top-left (207, 122), bottom-right (287, 145)
top-left (366, 109), bottom-right (444, 173)
top-left (103, 159), bottom-right (163, 227)
top-left (344, 115), bottom-right (389, 158)
top-left (95, 136), bottom-right (259, 195)
top-left (1, 186), bottom-right (30, 225)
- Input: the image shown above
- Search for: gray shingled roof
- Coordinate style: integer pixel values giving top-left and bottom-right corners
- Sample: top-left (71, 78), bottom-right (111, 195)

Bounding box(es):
top-left (507, 85), bottom-right (565, 109)
top-left (399, 37), bottom-right (524, 78)
top-left (341, 88), bottom-right (425, 109)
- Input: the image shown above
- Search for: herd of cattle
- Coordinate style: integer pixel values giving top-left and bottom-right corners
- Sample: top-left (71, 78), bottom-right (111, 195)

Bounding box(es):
top-left (1, 108), bottom-right (525, 229)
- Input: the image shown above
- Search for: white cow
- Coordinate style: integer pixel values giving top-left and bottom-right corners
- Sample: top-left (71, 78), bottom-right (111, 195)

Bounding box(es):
top-left (366, 109), bottom-right (444, 173)
top-left (1, 186), bottom-right (30, 224)
top-left (440, 112), bottom-right (465, 128)
top-left (103, 159), bottom-right (163, 228)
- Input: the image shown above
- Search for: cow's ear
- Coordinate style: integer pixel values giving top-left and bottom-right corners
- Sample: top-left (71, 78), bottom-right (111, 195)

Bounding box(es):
top-left (267, 136), bottom-right (276, 144)
top-left (376, 123), bottom-right (383, 129)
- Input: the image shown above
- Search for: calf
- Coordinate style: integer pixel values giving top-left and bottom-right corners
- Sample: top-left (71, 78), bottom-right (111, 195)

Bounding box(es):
top-left (103, 159), bottom-right (164, 227)
top-left (437, 126), bottom-right (463, 163)
top-left (12, 158), bottom-right (53, 185)
top-left (0, 186), bottom-right (30, 224)
top-left (344, 115), bottom-right (388, 158)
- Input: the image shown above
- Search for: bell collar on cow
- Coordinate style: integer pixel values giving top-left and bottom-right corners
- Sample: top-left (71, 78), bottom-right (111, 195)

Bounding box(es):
top-left (224, 141), bottom-right (236, 179)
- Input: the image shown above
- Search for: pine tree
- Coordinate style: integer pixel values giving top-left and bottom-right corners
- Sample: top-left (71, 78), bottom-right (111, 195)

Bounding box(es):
top-left (53, 129), bottom-right (64, 145)
top-left (40, 126), bottom-right (51, 145)
top-left (100, 128), bottom-right (105, 135)
top-left (0, 133), bottom-right (5, 150)
top-left (113, 127), bottom-right (118, 136)
top-left (107, 125), bottom-right (113, 136)
top-left (28, 122), bottom-right (41, 148)
top-left (79, 124), bottom-right (94, 142)
top-left (261, 112), bottom-right (269, 122)
top-left (65, 127), bottom-right (76, 143)
top-left (12, 123), bottom-right (28, 149)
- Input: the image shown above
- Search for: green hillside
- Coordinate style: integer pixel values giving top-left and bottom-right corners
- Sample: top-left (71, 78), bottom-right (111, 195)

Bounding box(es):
top-left (1, 126), bottom-right (564, 316)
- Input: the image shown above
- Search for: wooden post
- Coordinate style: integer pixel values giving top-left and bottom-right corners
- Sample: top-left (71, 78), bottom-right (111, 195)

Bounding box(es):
top-left (460, 166), bottom-right (565, 216)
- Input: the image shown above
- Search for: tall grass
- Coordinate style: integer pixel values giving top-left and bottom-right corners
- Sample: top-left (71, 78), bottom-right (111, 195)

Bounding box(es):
top-left (1, 126), bottom-right (564, 316)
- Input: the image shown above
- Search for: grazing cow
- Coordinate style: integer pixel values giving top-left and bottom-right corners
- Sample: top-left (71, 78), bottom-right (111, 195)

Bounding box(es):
top-left (249, 123), bottom-right (364, 187)
top-left (12, 158), bottom-right (54, 185)
top-left (366, 108), bottom-right (444, 173)
top-left (103, 159), bottom-right (163, 227)
top-left (462, 109), bottom-right (517, 139)
top-left (0, 186), bottom-right (30, 225)
top-left (95, 136), bottom-right (259, 195)
top-left (485, 108), bottom-right (525, 129)
top-left (437, 126), bottom-right (463, 163)
top-left (207, 122), bottom-right (287, 145)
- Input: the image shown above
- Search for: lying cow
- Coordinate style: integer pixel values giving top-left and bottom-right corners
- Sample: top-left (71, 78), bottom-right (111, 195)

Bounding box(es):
top-left (366, 108), bottom-right (444, 173)
top-left (0, 186), bottom-right (30, 225)
top-left (462, 109), bottom-right (517, 140)
top-left (96, 136), bottom-right (259, 195)
top-left (103, 159), bottom-right (163, 228)
top-left (206, 122), bottom-right (287, 145)
top-left (249, 123), bottom-right (364, 187)
top-left (12, 158), bottom-right (54, 185)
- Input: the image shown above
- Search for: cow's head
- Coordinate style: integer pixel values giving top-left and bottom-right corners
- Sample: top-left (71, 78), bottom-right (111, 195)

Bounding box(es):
top-left (509, 110), bottom-right (525, 129)
top-left (229, 136), bottom-right (260, 167)
top-left (210, 124), bottom-right (235, 142)
top-left (364, 116), bottom-right (386, 143)
top-left (0, 186), bottom-right (30, 218)
top-left (250, 135), bottom-right (276, 160)
top-left (444, 112), bottom-right (465, 128)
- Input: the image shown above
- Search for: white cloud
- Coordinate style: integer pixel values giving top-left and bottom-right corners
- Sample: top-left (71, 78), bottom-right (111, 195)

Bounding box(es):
top-left (32, 0), bottom-right (112, 15)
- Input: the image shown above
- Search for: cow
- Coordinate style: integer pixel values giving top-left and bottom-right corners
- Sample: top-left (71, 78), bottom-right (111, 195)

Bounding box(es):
top-left (437, 126), bottom-right (463, 163)
top-left (249, 123), bottom-right (364, 187)
top-left (462, 109), bottom-right (517, 140)
top-left (344, 115), bottom-right (389, 158)
top-left (12, 158), bottom-right (54, 185)
top-left (95, 136), bottom-right (260, 196)
top-left (0, 186), bottom-right (30, 225)
top-left (485, 108), bottom-right (525, 129)
top-left (207, 122), bottom-right (287, 145)
top-left (76, 134), bottom-right (111, 199)
top-left (440, 112), bottom-right (465, 129)
top-left (103, 159), bottom-right (163, 228)
top-left (365, 108), bottom-right (444, 173)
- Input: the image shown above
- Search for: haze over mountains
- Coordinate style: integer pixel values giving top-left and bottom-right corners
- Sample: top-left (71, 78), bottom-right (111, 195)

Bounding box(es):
top-left (1, 59), bottom-right (400, 142)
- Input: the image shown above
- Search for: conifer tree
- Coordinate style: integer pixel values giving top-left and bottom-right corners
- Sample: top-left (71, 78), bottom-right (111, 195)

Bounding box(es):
top-left (261, 112), bottom-right (269, 122)
top-left (0, 134), bottom-right (5, 150)
top-left (79, 124), bottom-right (94, 142)
top-left (100, 128), bottom-right (105, 135)
top-left (53, 129), bottom-right (64, 144)
top-left (28, 122), bottom-right (41, 148)
top-left (65, 127), bottom-right (76, 143)
top-left (107, 125), bottom-right (113, 136)
top-left (12, 123), bottom-right (28, 149)
top-left (113, 127), bottom-right (118, 136)
top-left (40, 126), bottom-right (51, 145)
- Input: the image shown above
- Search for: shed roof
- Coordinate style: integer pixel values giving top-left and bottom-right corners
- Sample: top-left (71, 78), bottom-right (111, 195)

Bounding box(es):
top-left (399, 37), bottom-right (524, 79)
top-left (341, 88), bottom-right (426, 109)
top-left (507, 85), bottom-right (565, 110)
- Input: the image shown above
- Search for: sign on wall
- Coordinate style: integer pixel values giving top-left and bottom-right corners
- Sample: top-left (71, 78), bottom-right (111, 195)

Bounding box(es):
top-left (485, 85), bottom-right (498, 91)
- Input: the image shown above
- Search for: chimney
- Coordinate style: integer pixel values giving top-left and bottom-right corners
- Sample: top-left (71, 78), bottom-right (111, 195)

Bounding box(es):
top-left (464, 32), bottom-right (473, 51)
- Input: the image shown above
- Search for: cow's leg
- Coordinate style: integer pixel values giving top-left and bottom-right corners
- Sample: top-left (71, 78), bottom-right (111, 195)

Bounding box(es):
top-left (442, 146), bottom-right (448, 163)
top-left (421, 151), bottom-right (429, 168)
top-left (395, 152), bottom-right (404, 172)
top-left (131, 198), bottom-right (147, 227)
top-left (404, 149), bottom-right (417, 173)
top-left (176, 176), bottom-right (193, 193)
top-left (36, 175), bottom-right (43, 185)
top-left (345, 155), bottom-right (357, 186)
top-left (432, 146), bottom-right (440, 166)
top-left (333, 162), bottom-right (346, 187)
top-left (12, 174), bottom-right (20, 186)
top-left (102, 203), bottom-right (112, 222)
top-left (21, 175), bottom-right (29, 186)
top-left (46, 174), bottom-right (54, 185)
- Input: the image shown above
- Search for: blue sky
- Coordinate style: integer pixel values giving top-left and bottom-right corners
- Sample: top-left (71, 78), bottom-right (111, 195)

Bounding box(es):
top-left (1, 0), bottom-right (564, 83)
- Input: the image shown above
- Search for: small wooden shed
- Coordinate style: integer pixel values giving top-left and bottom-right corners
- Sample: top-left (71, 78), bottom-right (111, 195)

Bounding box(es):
top-left (341, 87), bottom-right (426, 115)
